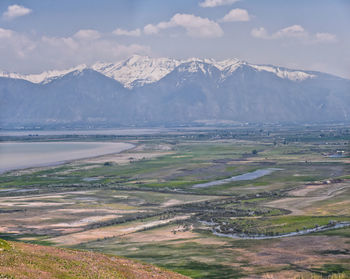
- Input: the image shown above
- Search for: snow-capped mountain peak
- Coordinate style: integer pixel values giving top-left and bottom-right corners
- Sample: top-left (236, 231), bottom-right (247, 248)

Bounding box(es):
top-left (0, 56), bottom-right (317, 88)
top-left (92, 56), bottom-right (253, 88)
top-left (212, 58), bottom-right (242, 71)
top-left (91, 55), bottom-right (181, 88)
top-left (176, 60), bottom-right (220, 77)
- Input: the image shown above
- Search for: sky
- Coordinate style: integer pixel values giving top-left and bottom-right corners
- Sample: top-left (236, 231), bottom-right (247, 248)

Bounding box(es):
top-left (0, 0), bottom-right (349, 78)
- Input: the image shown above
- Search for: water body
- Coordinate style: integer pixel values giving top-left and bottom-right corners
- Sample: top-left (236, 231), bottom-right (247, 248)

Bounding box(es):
top-left (0, 142), bottom-right (134, 174)
top-left (0, 188), bottom-right (39, 193)
top-left (328, 154), bottom-right (345, 158)
top-left (192, 168), bottom-right (282, 188)
top-left (0, 128), bottom-right (168, 137)
top-left (213, 222), bottom-right (350, 239)
top-left (82, 177), bottom-right (101, 182)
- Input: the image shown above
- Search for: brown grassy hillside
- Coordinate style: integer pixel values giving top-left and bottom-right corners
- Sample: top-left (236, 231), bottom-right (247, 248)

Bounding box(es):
top-left (0, 239), bottom-right (189, 279)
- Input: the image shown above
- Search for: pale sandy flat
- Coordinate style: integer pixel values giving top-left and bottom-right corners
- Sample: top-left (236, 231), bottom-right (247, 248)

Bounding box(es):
top-left (123, 224), bottom-right (227, 245)
top-left (50, 215), bottom-right (191, 246)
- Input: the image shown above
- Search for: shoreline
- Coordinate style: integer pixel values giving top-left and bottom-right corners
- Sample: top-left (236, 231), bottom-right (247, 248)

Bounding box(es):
top-left (0, 141), bottom-right (135, 175)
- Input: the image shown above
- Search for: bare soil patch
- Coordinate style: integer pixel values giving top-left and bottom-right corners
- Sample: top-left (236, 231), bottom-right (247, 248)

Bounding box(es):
top-left (50, 215), bottom-right (191, 246)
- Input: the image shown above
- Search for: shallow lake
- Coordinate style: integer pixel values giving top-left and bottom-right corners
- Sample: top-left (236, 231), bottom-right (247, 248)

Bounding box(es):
top-left (0, 142), bottom-right (133, 173)
top-left (193, 168), bottom-right (282, 188)
top-left (0, 128), bottom-right (167, 137)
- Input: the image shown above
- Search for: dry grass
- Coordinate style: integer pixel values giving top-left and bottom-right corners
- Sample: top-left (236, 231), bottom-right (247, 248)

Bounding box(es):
top-left (0, 239), bottom-right (189, 279)
top-left (264, 181), bottom-right (350, 215)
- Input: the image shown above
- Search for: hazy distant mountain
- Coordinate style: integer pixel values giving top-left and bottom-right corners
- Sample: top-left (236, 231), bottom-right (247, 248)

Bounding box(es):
top-left (1, 56), bottom-right (349, 128)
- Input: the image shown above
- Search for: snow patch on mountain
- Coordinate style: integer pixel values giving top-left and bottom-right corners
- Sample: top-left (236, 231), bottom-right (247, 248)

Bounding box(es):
top-left (213, 58), bottom-right (242, 71)
top-left (0, 65), bottom-right (87, 84)
top-left (250, 65), bottom-right (316, 81)
top-left (177, 61), bottom-right (211, 74)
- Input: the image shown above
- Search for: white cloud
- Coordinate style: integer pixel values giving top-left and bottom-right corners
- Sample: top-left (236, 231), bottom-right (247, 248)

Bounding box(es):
top-left (42, 36), bottom-right (79, 51)
top-left (0, 28), bottom-right (36, 58)
top-left (144, 24), bottom-right (160, 35)
top-left (250, 27), bottom-right (268, 39)
top-left (315, 32), bottom-right (337, 43)
top-left (40, 35), bottom-right (148, 66)
top-left (0, 28), bottom-right (150, 73)
top-left (144, 13), bottom-right (223, 38)
top-left (0, 28), bottom-right (14, 38)
top-left (274, 25), bottom-right (307, 39)
top-left (251, 25), bottom-right (337, 44)
top-left (3, 4), bottom-right (32, 20)
top-left (251, 25), bottom-right (307, 40)
top-left (221, 8), bottom-right (250, 22)
top-left (73, 29), bottom-right (101, 40)
top-left (199, 0), bottom-right (240, 8)
top-left (113, 28), bottom-right (141, 37)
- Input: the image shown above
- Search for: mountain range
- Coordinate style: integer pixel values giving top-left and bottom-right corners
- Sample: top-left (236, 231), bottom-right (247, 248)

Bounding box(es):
top-left (1, 55), bottom-right (349, 128)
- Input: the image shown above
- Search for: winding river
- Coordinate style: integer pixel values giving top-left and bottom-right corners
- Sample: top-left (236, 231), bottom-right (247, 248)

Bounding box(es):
top-left (212, 222), bottom-right (350, 239)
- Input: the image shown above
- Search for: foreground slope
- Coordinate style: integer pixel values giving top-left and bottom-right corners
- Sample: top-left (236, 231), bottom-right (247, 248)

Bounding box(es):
top-left (0, 239), bottom-right (188, 279)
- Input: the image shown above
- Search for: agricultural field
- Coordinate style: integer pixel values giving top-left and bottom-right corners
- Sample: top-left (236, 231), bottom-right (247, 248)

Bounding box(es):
top-left (0, 125), bottom-right (349, 278)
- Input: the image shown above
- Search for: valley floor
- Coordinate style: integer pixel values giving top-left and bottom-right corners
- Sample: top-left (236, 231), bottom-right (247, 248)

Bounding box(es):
top-left (0, 125), bottom-right (349, 278)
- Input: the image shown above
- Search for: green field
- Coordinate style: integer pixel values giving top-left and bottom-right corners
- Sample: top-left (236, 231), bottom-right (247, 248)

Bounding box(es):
top-left (0, 125), bottom-right (349, 278)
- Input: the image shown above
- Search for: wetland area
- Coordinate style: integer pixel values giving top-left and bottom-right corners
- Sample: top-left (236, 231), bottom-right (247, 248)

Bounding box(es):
top-left (0, 125), bottom-right (349, 278)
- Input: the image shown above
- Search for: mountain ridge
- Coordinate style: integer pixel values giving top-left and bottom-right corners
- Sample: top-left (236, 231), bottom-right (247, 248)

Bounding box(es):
top-left (1, 55), bottom-right (339, 89)
top-left (1, 56), bottom-right (349, 128)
